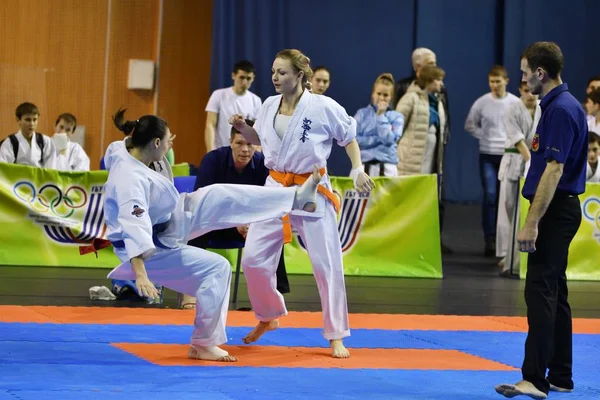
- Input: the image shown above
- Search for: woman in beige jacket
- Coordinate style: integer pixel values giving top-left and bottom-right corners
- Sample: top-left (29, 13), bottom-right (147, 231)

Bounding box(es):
top-left (395, 65), bottom-right (446, 176)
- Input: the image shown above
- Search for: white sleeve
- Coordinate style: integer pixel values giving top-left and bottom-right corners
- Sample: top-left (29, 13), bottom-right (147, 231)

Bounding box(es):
top-left (205, 90), bottom-right (221, 113)
top-left (114, 179), bottom-right (155, 260)
top-left (503, 104), bottom-right (526, 147)
top-left (42, 136), bottom-right (57, 169)
top-left (325, 99), bottom-right (357, 146)
top-left (71, 144), bottom-right (91, 171)
top-left (465, 98), bottom-right (483, 139)
top-left (251, 96), bottom-right (262, 120)
top-left (254, 100), bottom-right (269, 142)
top-left (0, 139), bottom-right (15, 163)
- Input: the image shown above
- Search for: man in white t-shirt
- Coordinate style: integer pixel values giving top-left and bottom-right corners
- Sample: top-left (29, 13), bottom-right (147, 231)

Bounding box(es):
top-left (465, 66), bottom-right (521, 257)
top-left (205, 60), bottom-right (262, 151)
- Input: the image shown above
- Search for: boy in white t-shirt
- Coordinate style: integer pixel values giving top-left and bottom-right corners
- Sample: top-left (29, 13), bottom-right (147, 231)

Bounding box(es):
top-left (465, 66), bottom-right (521, 257)
top-left (205, 60), bottom-right (262, 151)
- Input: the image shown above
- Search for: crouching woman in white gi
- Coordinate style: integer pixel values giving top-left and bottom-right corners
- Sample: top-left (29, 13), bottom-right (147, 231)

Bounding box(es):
top-left (229, 49), bottom-right (375, 358)
top-left (104, 110), bottom-right (322, 362)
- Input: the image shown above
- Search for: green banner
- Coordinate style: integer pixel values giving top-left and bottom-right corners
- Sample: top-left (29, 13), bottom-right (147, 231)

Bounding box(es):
top-left (278, 175), bottom-right (442, 277)
top-left (0, 163), bottom-right (118, 267)
top-left (0, 163), bottom-right (442, 278)
top-left (519, 181), bottom-right (600, 280)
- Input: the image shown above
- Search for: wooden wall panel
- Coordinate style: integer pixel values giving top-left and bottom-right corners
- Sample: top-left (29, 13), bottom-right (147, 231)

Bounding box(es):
top-left (0, 0), bottom-right (212, 166)
top-left (103, 0), bottom-right (160, 154)
top-left (0, 0), bottom-right (107, 164)
top-left (157, 0), bottom-right (213, 165)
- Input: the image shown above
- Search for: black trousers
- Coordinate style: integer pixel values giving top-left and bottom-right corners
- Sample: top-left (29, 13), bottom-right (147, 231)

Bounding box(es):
top-left (188, 228), bottom-right (290, 294)
top-left (522, 194), bottom-right (581, 393)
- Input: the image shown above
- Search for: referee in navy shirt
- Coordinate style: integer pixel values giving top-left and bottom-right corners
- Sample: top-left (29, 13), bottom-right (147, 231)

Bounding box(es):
top-left (496, 42), bottom-right (588, 399)
top-left (188, 120), bottom-right (290, 295)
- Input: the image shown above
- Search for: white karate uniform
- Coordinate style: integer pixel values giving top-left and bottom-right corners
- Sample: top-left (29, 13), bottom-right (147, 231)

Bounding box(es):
top-left (55, 141), bottom-right (90, 172)
top-left (243, 89), bottom-right (355, 341)
top-left (0, 131), bottom-right (56, 168)
top-left (496, 101), bottom-right (541, 267)
top-left (102, 143), bottom-right (297, 347)
top-left (587, 160), bottom-right (600, 183)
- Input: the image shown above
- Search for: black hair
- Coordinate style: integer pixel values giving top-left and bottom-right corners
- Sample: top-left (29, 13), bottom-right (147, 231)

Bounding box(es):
top-left (230, 119), bottom-right (255, 140)
top-left (55, 113), bottom-right (77, 132)
top-left (233, 60), bottom-right (256, 74)
top-left (112, 108), bottom-right (168, 148)
top-left (587, 75), bottom-right (600, 87)
top-left (587, 88), bottom-right (600, 105)
top-left (16, 102), bottom-right (40, 119)
top-left (521, 42), bottom-right (564, 80)
top-left (313, 66), bottom-right (330, 75)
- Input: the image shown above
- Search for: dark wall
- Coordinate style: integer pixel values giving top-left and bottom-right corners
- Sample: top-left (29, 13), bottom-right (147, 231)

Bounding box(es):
top-left (210, 0), bottom-right (600, 202)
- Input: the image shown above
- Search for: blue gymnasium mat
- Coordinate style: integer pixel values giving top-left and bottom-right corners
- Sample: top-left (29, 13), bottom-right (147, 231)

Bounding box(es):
top-left (0, 322), bottom-right (598, 399)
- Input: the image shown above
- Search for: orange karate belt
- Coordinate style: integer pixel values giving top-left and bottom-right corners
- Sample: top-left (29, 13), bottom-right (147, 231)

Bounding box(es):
top-left (269, 168), bottom-right (340, 244)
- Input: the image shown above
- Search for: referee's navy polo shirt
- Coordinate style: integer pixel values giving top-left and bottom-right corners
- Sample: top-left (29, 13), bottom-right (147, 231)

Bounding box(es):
top-left (522, 83), bottom-right (588, 200)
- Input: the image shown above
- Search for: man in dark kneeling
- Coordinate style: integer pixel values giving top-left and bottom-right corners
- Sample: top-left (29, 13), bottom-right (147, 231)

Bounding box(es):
top-left (188, 120), bottom-right (290, 308)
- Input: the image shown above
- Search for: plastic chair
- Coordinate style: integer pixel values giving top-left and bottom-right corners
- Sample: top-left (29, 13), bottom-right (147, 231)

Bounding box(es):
top-left (173, 176), bottom-right (196, 193)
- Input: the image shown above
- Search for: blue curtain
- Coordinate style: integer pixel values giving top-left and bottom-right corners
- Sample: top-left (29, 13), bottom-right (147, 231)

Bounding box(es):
top-left (210, 0), bottom-right (600, 203)
top-left (210, 0), bottom-right (289, 97)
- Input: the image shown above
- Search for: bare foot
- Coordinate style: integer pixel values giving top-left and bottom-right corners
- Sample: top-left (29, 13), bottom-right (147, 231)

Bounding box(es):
top-left (330, 339), bottom-right (350, 358)
top-left (498, 257), bottom-right (506, 268)
top-left (188, 345), bottom-right (237, 362)
top-left (180, 294), bottom-right (196, 310)
top-left (495, 380), bottom-right (547, 399)
top-left (242, 319), bottom-right (279, 344)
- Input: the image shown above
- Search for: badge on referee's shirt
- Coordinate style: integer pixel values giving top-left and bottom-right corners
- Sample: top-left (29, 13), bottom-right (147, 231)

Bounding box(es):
top-left (532, 133), bottom-right (539, 152)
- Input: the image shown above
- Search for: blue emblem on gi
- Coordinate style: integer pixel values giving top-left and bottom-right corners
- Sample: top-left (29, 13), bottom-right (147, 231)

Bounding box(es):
top-left (300, 118), bottom-right (312, 143)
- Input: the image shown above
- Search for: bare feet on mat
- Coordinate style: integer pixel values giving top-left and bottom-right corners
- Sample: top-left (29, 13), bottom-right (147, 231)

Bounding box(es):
top-left (188, 345), bottom-right (237, 362)
top-left (242, 319), bottom-right (279, 344)
top-left (495, 380), bottom-right (547, 399)
top-left (330, 339), bottom-right (350, 358)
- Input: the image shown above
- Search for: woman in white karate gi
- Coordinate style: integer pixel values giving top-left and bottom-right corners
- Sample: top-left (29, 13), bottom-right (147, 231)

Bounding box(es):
top-left (229, 49), bottom-right (375, 358)
top-left (104, 110), bottom-right (196, 308)
top-left (104, 109), bottom-right (322, 362)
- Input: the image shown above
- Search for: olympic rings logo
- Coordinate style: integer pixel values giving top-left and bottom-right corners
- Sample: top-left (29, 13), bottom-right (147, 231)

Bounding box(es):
top-left (13, 181), bottom-right (88, 218)
top-left (582, 197), bottom-right (600, 230)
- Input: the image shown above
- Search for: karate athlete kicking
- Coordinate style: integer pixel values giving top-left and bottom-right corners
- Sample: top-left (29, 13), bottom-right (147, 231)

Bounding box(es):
top-left (229, 49), bottom-right (375, 359)
top-left (103, 109), bottom-right (322, 362)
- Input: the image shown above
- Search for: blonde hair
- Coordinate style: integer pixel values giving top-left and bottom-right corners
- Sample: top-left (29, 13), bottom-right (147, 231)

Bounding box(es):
top-left (372, 72), bottom-right (395, 95)
top-left (417, 65), bottom-right (445, 88)
top-left (275, 49), bottom-right (313, 90)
